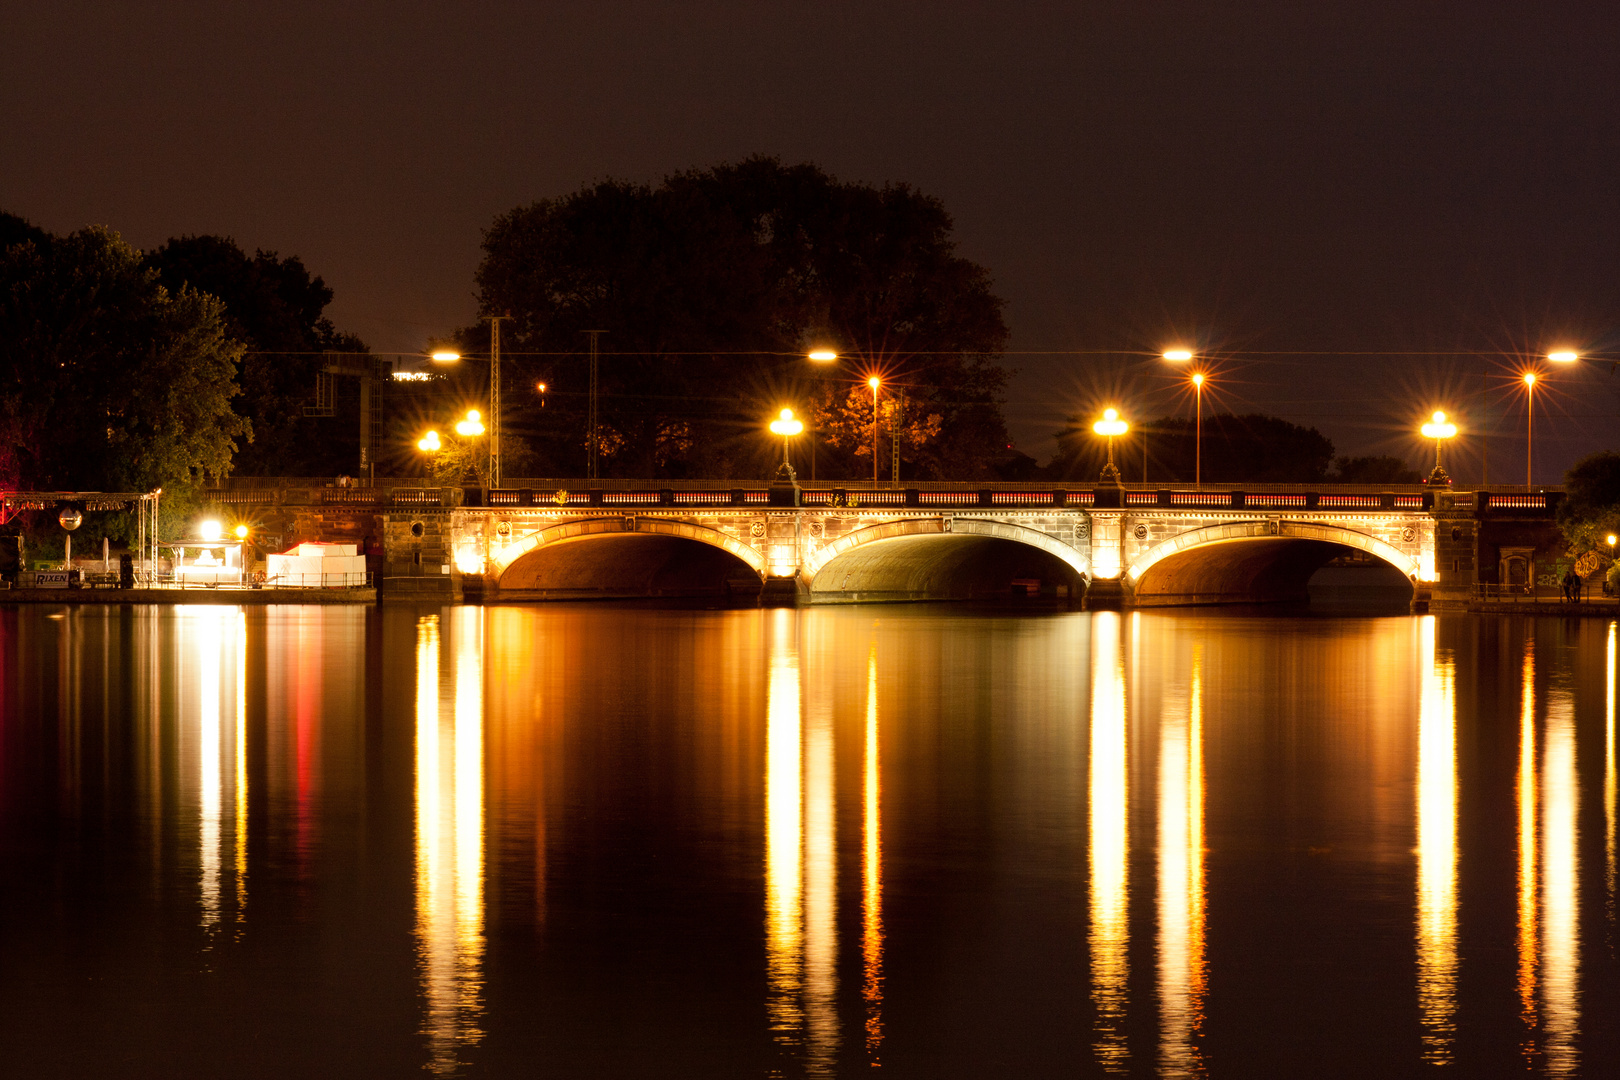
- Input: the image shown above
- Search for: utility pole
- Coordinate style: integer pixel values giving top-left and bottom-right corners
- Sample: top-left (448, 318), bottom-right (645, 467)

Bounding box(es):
top-left (890, 399), bottom-right (902, 484)
top-left (584, 331), bottom-right (606, 479)
top-left (485, 315), bottom-right (509, 488)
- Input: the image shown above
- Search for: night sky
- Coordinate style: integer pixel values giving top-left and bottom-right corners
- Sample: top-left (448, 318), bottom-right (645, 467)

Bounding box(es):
top-left (5, 1), bottom-right (1617, 477)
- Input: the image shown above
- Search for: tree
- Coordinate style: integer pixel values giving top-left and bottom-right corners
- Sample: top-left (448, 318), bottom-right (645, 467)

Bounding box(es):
top-left (1329, 455), bottom-right (1422, 483)
top-left (1558, 451), bottom-right (1620, 587)
top-left (0, 218), bottom-right (247, 547)
top-left (144, 235), bottom-right (368, 475)
top-left (1050, 412), bottom-right (1335, 484)
top-left (471, 157), bottom-right (1011, 480)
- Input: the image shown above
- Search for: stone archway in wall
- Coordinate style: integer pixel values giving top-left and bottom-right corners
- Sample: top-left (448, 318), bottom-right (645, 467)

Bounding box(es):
top-left (807, 517), bottom-right (1089, 602)
top-left (1125, 520), bottom-right (1420, 607)
top-left (489, 517), bottom-right (765, 599)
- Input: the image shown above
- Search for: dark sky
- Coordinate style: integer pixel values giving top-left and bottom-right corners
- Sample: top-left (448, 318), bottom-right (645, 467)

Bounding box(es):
top-left (4, 1), bottom-right (1617, 477)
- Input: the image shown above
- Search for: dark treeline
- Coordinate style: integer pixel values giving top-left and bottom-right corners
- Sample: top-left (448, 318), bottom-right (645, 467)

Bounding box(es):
top-left (1050, 410), bottom-right (1423, 485)
top-left (462, 156), bottom-right (1015, 481)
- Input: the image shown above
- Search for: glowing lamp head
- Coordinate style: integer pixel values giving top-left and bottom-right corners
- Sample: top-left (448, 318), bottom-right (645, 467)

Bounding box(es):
top-left (1163, 349), bottom-right (1193, 362)
top-left (1191, 372), bottom-right (1205, 387)
top-left (1421, 411), bottom-right (1457, 440)
top-left (1548, 351), bottom-right (1578, 363)
top-left (430, 350), bottom-right (460, 363)
top-left (808, 349), bottom-right (838, 362)
top-left (1523, 372), bottom-right (1537, 387)
top-left (1608, 533), bottom-right (1618, 548)
top-left (233, 524), bottom-right (249, 540)
top-left (417, 430), bottom-right (442, 452)
top-left (455, 409), bottom-right (485, 437)
top-left (769, 407), bottom-right (804, 437)
top-left (867, 376), bottom-right (881, 390)
top-left (198, 519), bottom-right (223, 542)
top-left (1092, 408), bottom-right (1129, 437)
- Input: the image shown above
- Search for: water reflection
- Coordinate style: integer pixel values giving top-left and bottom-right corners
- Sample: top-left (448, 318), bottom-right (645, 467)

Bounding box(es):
top-left (1516, 636), bottom-right (1583, 1076)
top-left (1089, 610), bottom-right (1129, 1071)
top-left (1157, 642), bottom-right (1206, 1078)
top-left (862, 640), bottom-right (885, 1063)
top-left (1607, 621), bottom-right (1617, 913)
top-left (414, 612), bottom-right (487, 1075)
top-left (177, 607), bottom-right (248, 931)
top-left (1414, 616), bottom-right (1457, 1063)
top-left (764, 609), bottom-right (840, 1074)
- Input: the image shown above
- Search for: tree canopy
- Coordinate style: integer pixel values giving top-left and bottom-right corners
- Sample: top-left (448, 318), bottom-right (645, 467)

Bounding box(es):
top-left (1558, 451), bottom-right (1620, 585)
top-left (470, 157), bottom-right (1011, 480)
top-left (144, 235), bottom-right (367, 475)
top-left (0, 214), bottom-right (249, 548)
top-left (1050, 412), bottom-right (1338, 484)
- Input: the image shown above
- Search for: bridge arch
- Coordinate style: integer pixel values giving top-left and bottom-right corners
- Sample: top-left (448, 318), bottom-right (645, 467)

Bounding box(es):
top-left (1126, 520), bottom-right (1419, 606)
top-left (808, 517), bottom-right (1088, 602)
top-left (490, 517), bottom-right (765, 600)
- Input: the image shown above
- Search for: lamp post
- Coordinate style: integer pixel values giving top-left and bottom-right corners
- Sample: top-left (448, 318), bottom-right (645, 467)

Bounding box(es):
top-left (807, 350), bottom-right (837, 481)
top-left (429, 316), bottom-right (507, 487)
top-left (1522, 371), bottom-right (1538, 486)
top-left (1093, 408), bottom-right (1129, 486)
top-left (1421, 410), bottom-right (1458, 485)
top-left (1163, 350), bottom-right (1206, 488)
top-left (868, 376), bottom-right (882, 486)
top-left (768, 407), bottom-right (804, 483)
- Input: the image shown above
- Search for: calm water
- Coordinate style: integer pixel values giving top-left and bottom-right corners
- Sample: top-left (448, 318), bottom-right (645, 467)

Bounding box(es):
top-left (1, 603), bottom-right (1617, 1078)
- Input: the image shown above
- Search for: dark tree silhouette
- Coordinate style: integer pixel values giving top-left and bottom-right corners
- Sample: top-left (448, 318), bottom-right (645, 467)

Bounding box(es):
top-left (471, 157), bottom-right (1010, 480)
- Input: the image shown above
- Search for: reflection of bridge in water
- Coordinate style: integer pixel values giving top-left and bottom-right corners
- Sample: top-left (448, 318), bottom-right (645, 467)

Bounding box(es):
top-left (209, 479), bottom-right (1565, 609)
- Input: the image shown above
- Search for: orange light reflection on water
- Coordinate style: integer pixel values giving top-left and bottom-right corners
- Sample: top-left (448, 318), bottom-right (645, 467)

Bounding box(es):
top-left (1415, 616), bottom-right (1457, 1063)
top-left (1089, 611), bottom-right (1129, 1071)
top-left (1157, 642), bottom-right (1206, 1078)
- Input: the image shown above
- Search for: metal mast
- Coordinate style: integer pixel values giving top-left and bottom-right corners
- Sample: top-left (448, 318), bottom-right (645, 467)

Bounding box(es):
top-left (584, 330), bottom-right (605, 479)
top-left (485, 315), bottom-right (507, 488)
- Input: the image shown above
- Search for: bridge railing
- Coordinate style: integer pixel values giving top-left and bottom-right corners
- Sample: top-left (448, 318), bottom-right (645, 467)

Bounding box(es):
top-left (198, 480), bottom-right (1562, 515)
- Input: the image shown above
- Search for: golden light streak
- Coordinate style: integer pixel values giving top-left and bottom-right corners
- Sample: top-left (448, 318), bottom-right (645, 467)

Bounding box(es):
top-left (1089, 611), bottom-right (1130, 1071)
top-left (1415, 616), bottom-right (1458, 1063)
top-left (1607, 622), bottom-right (1616, 913)
top-left (197, 609), bottom-right (222, 929)
top-left (862, 641), bottom-right (884, 1062)
top-left (235, 611), bottom-right (248, 921)
top-left (1517, 642), bottom-right (1539, 1063)
top-left (804, 635), bottom-right (839, 1074)
top-left (1541, 683), bottom-right (1580, 1077)
top-left (414, 612), bottom-right (487, 1076)
top-left (765, 609), bottom-right (805, 1045)
top-left (1157, 644), bottom-right (1206, 1078)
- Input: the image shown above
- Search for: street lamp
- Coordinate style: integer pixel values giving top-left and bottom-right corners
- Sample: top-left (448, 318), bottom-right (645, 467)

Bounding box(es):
top-left (868, 375), bottom-right (882, 486)
top-left (1093, 408), bottom-right (1129, 486)
top-left (1164, 350), bottom-right (1208, 488)
top-left (1421, 410), bottom-right (1458, 485)
top-left (417, 430), bottom-right (442, 453)
top-left (1522, 371), bottom-right (1538, 486)
top-left (768, 407), bottom-right (804, 482)
top-left (455, 409), bottom-right (486, 438)
top-left (808, 349), bottom-right (838, 363)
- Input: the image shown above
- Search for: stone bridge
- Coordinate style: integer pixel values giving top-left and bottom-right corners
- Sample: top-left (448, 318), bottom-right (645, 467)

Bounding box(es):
top-left (210, 480), bottom-right (1560, 609)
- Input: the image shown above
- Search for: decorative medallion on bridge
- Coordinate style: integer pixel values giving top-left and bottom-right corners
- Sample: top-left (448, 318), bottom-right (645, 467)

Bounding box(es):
top-left (808, 521), bottom-right (823, 538)
top-left (554, 490), bottom-right (570, 506)
top-left (1133, 524), bottom-right (1148, 540)
top-left (750, 520), bottom-right (766, 538)
top-left (1076, 522), bottom-right (1090, 540)
top-left (622, 515), bottom-right (638, 532)
top-left (1267, 517), bottom-right (1281, 536)
top-left (942, 516), bottom-right (953, 533)
top-left (1402, 526), bottom-right (1417, 543)
top-left (1451, 526), bottom-right (1462, 541)
top-left (495, 520), bottom-right (512, 540)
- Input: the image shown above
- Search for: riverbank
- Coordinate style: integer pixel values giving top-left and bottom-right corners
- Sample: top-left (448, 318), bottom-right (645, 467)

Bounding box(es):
top-left (0, 587), bottom-right (375, 604)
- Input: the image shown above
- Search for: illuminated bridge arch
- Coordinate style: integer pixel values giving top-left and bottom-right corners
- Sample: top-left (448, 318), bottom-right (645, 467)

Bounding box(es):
top-left (490, 517), bottom-right (765, 581)
top-left (807, 517), bottom-right (1089, 601)
top-left (1125, 519), bottom-right (1420, 606)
